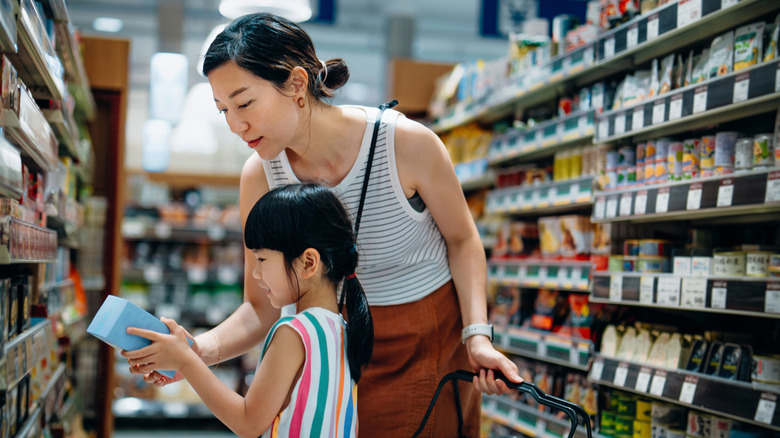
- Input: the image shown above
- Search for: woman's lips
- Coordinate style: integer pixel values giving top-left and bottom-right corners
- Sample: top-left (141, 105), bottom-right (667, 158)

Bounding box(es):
top-left (247, 137), bottom-right (262, 148)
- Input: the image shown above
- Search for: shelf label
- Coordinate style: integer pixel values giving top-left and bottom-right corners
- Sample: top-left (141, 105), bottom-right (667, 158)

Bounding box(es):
top-left (614, 363), bottom-right (629, 387)
top-left (605, 37), bottom-right (616, 58)
top-left (627, 24), bottom-right (639, 49)
top-left (535, 419), bottom-right (546, 437)
top-left (679, 375), bottom-right (698, 404)
top-left (766, 171), bottom-right (780, 203)
top-left (579, 115), bottom-right (588, 134)
top-left (678, 0), bottom-right (702, 28)
top-left (681, 277), bottom-right (707, 308)
top-left (721, 0), bottom-right (738, 8)
top-left (717, 178), bottom-right (734, 207)
top-left (640, 276), bottom-right (655, 304)
top-left (693, 85), bottom-right (707, 114)
top-left (594, 197), bottom-right (606, 219)
top-left (652, 101), bottom-right (665, 125)
top-left (570, 345), bottom-right (580, 365)
top-left (656, 187), bottom-right (670, 213)
top-left (766, 283), bottom-right (780, 314)
top-left (686, 182), bottom-right (703, 210)
top-left (591, 359), bottom-right (605, 381)
top-left (537, 341), bottom-right (548, 358)
top-left (598, 120), bottom-right (609, 140)
top-left (657, 276), bottom-right (681, 306)
top-left (733, 73), bottom-right (749, 103)
top-left (636, 367), bottom-right (652, 393)
top-left (755, 393), bottom-right (778, 425)
top-left (712, 281), bottom-right (728, 309)
top-left (633, 107), bottom-right (644, 130)
top-left (615, 112), bottom-right (626, 135)
top-left (606, 196), bottom-right (619, 218)
top-left (154, 222), bottom-right (172, 239)
top-left (635, 190), bottom-right (648, 215)
top-left (647, 14), bottom-right (660, 40)
top-left (620, 193), bottom-right (633, 216)
top-left (650, 370), bottom-right (667, 396)
top-left (610, 275), bottom-right (623, 302)
top-left (584, 46), bottom-right (595, 66)
top-left (669, 94), bottom-right (683, 120)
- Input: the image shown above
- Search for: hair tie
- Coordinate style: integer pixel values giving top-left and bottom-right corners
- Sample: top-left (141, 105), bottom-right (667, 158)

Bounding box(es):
top-left (318, 59), bottom-right (328, 85)
top-left (348, 243), bottom-right (357, 254)
top-left (345, 272), bottom-right (357, 280)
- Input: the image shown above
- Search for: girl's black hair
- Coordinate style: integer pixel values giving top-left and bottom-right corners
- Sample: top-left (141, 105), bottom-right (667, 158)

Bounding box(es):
top-left (244, 183), bottom-right (373, 381)
top-left (202, 13), bottom-right (349, 103)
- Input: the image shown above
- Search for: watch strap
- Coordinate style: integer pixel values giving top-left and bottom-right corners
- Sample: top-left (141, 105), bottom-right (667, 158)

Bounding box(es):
top-left (461, 323), bottom-right (493, 344)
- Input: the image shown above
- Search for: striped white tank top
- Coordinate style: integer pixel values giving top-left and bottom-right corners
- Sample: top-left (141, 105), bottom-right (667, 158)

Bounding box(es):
top-left (260, 308), bottom-right (357, 438)
top-left (262, 106), bottom-right (452, 305)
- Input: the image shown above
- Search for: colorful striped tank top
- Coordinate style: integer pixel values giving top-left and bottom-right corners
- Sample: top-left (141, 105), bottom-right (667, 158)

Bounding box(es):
top-left (260, 307), bottom-right (358, 438)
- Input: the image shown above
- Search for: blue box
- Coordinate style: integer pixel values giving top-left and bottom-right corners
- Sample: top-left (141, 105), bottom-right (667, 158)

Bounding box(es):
top-left (87, 295), bottom-right (190, 378)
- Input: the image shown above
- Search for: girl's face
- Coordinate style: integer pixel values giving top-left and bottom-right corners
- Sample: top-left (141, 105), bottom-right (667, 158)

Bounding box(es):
top-left (208, 61), bottom-right (303, 160)
top-left (251, 249), bottom-right (298, 308)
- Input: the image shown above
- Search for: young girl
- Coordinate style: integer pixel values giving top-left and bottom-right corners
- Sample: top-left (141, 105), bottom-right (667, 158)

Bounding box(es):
top-left (123, 183), bottom-right (373, 437)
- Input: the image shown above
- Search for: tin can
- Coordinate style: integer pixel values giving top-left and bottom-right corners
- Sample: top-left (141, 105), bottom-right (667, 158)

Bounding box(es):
top-left (746, 251), bottom-right (774, 277)
top-left (682, 138), bottom-right (700, 179)
top-left (644, 140), bottom-right (656, 163)
top-left (753, 133), bottom-right (774, 167)
top-left (619, 146), bottom-right (636, 167)
top-left (624, 239), bottom-right (641, 256)
top-left (656, 138), bottom-right (671, 161)
top-left (606, 150), bottom-right (619, 170)
top-left (700, 135), bottom-right (716, 169)
top-left (640, 239), bottom-right (670, 257)
top-left (735, 137), bottom-right (753, 170)
top-left (606, 170), bottom-right (618, 189)
top-left (609, 255), bottom-right (624, 273)
top-left (654, 158), bottom-right (667, 182)
top-left (636, 142), bottom-right (646, 166)
top-left (636, 162), bottom-right (644, 184)
top-left (637, 257), bottom-right (670, 273)
top-left (713, 251), bottom-right (746, 276)
top-left (668, 142), bottom-right (684, 181)
top-left (713, 166), bottom-right (734, 176)
top-left (623, 257), bottom-right (637, 272)
top-left (715, 131), bottom-right (738, 167)
top-left (617, 167), bottom-right (628, 188)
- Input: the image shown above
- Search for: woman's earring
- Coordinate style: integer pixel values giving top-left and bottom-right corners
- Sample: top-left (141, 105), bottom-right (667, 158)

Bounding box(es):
top-left (297, 97), bottom-right (305, 108)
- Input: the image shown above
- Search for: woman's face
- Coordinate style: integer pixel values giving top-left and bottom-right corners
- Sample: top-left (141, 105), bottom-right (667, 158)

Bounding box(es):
top-left (208, 61), bottom-right (302, 160)
top-left (250, 249), bottom-right (297, 308)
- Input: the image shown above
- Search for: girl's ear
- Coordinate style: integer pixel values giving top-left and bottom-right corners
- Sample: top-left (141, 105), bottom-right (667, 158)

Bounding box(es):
top-left (288, 66), bottom-right (309, 97)
top-left (298, 248), bottom-right (322, 279)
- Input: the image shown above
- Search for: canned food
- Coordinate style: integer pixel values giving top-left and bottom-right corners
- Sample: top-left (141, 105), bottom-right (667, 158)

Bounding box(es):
top-left (618, 167), bottom-right (629, 188)
top-left (713, 251), bottom-right (746, 276)
top-left (735, 137), bottom-right (753, 170)
top-left (635, 399), bottom-right (652, 422)
top-left (746, 251), bottom-right (775, 277)
top-left (754, 133), bottom-right (774, 167)
top-left (637, 257), bottom-right (670, 273)
top-left (636, 162), bottom-right (645, 184)
top-left (609, 255), bottom-right (624, 272)
top-left (668, 142), bottom-right (684, 181)
top-left (700, 135), bottom-right (716, 168)
top-left (601, 412), bottom-right (616, 434)
top-left (624, 239), bottom-right (641, 256)
top-left (614, 415), bottom-right (634, 435)
top-left (634, 421), bottom-right (652, 438)
top-left (640, 239), bottom-right (670, 257)
top-left (619, 146), bottom-right (636, 167)
top-left (636, 142), bottom-right (646, 166)
top-left (606, 170), bottom-right (618, 189)
top-left (682, 138), bottom-right (700, 179)
top-left (624, 257), bottom-right (636, 272)
top-left (655, 158), bottom-right (667, 181)
top-left (645, 140), bottom-right (656, 162)
top-left (656, 138), bottom-right (671, 160)
top-left (606, 150), bottom-right (620, 170)
top-left (715, 132), bottom-right (738, 167)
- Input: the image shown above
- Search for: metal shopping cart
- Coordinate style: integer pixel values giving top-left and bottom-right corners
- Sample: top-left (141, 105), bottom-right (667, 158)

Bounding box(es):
top-left (413, 370), bottom-right (593, 438)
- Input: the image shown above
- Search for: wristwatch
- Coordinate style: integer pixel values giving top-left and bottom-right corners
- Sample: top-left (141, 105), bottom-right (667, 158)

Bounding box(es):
top-left (461, 323), bottom-right (493, 344)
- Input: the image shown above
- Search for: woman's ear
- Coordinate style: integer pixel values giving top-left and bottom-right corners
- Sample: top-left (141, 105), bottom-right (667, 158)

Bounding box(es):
top-left (297, 248), bottom-right (322, 279)
top-left (288, 66), bottom-right (309, 97)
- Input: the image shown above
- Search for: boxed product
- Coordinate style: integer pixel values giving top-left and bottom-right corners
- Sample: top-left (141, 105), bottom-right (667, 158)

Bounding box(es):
top-left (559, 215), bottom-right (590, 257)
top-left (538, 217), bottom-right (562, 257)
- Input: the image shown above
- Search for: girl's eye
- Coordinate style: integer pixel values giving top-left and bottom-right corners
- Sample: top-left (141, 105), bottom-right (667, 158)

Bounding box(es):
top-left (256, 258), bottom-right (265, 262)
top-left (217, 108), bottom-right (226, 115)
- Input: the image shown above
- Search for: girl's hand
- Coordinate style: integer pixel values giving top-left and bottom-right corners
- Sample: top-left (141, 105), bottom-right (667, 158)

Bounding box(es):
top-left (121, 317), bottom-right (197, 374)
top-left (465, 335), bottom-right (522, 395)
top-left (129, 369), bottom-right (184, 387)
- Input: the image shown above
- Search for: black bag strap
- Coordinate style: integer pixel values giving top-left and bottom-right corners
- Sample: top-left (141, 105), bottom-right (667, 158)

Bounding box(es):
top-left (339, 99), bottom-right (398, 313)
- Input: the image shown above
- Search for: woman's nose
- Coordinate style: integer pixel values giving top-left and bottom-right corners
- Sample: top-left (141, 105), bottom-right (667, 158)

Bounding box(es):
top-left (226, 112), bottom-right (249, 134)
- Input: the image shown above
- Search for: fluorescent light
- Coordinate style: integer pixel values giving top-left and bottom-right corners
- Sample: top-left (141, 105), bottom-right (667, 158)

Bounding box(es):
top-left (93, 17), bottom-right (123, 33)
top-left (218, 0), bottom-right (312, 22)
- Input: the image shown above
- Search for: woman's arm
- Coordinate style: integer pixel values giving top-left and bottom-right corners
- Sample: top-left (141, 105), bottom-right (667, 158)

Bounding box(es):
top-left (395, 119), bottom-right (521, 394)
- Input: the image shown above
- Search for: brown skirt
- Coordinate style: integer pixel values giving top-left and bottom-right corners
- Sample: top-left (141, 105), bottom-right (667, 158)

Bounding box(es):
top-left (357, 280), bottom-right (481, 437)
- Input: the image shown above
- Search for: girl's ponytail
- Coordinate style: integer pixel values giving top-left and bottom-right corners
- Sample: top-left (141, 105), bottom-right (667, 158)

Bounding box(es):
top-left (342, 274), bottom-right (373, 382)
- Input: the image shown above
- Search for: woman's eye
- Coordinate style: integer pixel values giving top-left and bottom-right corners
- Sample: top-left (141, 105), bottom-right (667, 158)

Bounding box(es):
top-left (238, 100), bottom-right (253, 109)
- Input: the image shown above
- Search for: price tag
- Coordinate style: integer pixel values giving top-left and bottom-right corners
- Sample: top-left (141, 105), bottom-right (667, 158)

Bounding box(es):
top-left (598, 120), bottom-right (609, 140)
top-left (606, 197), bottom-right (619, 218)
top-left (636, 368), bottom-right (652, 393)
top-left (535, 420), bottom-right (546, 437)
top-left (532, 189), bottom-right (541, 206)
top-left (627, 25), bottom-right (639, 49)
top-left (733, 73), bottom-right (749, 103)
top-left (776, 64), bottom-right (780, 92)
top-left (652, 101), bottom-right (665, 125)
top-left (154, 222), bottom-right (172, 239)
top-left (605, 37), bottom-right (616, 58)
top-left (650, 371), bottom-right (667, 396)
top-left (682, 277), bottom-right (707, 308)
top-left (571, 183), bottom-right (581, 199)
top-left (539, 266), bottom-right (549, 282)
top-left (620, 193), bottom-right (633, 216)
top-left (679, 376), bottom-right (698, 404)
top-left (766, 171), bottom-right (780, 203)
top-left (687, 182), bottom-right (703, 210)
top-left (591, 360), bottom-right (605, 381)
top-left (594, 197), bottom-right (606, 219)
top-left (536, 129), bottom-right (544, 145)
top-left (678, 0), bottom-right (702, 28)
top-left (657, 276), bottom-right (681, 306)
top-left (584, 46), bottom-right (595, 66)
top-left (614, 363), bottom-right (629, 387)
top-left (693, 85), bottom-right (707, 114)
top-left (121, 221), bottom-right (145, 238)
top-left (647, 14), bottom-right (659, 40)
top-left (656, 188), bottom-right (670, 213)
top-left (640, 276), bottom-right (655, 304)
top-left (633, 108), bottom-right (644, 130)
top-left (610, 275), bottom-right (623, 302)
top-left (615, 112), bottom-right (626, 135)
top-left (721, 0), bottom-right (738, 8)
top-left (570, 346), bottom-right (581, 366)
top-left (669, 94), bottom-right (683, 120)
top-left (537, 341), bottom-right (548, 358)
top-left (717, 178), bottom-right (734, 207)
top-left (579, 115), bottom-right (588, 134)
top-left (144, 265), bottom-right (163, 284)
top-left (635, 190), bottom-right (648, 215)
top-left (712, 281), bottom-right (727, 309)
top-left (766, 284), bottom-right (780, 314)
top-left (755, 393), bottom-right (778, 424)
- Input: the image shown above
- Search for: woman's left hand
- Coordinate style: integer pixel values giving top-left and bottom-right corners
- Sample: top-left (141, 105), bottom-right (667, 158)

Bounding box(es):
top-left (121, 317), bottom-right (197, 374)
top-left (465, 335), bottom-right (522, 395)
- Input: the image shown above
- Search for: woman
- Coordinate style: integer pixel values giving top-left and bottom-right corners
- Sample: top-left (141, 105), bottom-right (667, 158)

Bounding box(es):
top-left (134, 12), bottom-right (521, 437)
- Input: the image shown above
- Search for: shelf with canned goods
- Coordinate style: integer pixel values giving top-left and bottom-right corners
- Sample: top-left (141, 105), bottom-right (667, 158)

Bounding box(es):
top-left (591, 272), bottom-right (780, 319)
top-left (494, 325), bottom-right (593, 371)
top-left (486, 176), bottom-right (594, 217)
top-left (0, 216), bottom-right (58, 264)
top-left (482, 394), bottom-right (603, 438)
top-left (455, 157), bottom-right (495, 191)
top-left (588, 354), bottom-right (780, 432)
top-left (595, 58), bottom-right (780, 144)
top-left (591, 167), bottom-right (780, 223)
top-left (121, 219), bottom-right (243, 244)
top-left (488, 110), bottom-right (596, 166)
top-left (0, 84), bottom-right (58, 172)
top-left (488, 258), bottom-right (592, 292)
top-left (0, 134), bottom-right (23, 199)
top-left (430, 0), bottom-right (776, 134)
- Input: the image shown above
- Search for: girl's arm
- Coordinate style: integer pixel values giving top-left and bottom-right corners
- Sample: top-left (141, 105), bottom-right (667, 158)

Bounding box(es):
top-left (127, 318), bottom-right (304, 438)
top-left (394, 118), bottom-right (522, 394)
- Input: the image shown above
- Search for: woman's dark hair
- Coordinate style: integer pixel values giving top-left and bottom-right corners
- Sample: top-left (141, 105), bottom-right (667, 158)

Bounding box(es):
top-left (244, 183), bottom-right (373, 381)
top-left (203, 13), bottom-right (349, 102)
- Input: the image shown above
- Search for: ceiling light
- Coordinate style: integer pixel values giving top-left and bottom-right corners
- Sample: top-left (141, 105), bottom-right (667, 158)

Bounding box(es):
top-left (93, 17), bottom-right (123, 33)
top-left (218, 0), bottom-right (312, 22)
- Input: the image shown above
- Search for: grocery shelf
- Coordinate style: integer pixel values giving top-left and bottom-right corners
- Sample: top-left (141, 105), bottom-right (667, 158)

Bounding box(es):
top-left (591, 272), bottom-right (780, 319)
top-left (589, 355), bottom-right (780, 432)
top-left (42, 279), bottom-right (75, 316)
top-left (0, 137), bottom-right (23, 198)
top-left (495, 326), bottom-right (592, 371)
top-left (5, 320), bottom-right (50, 388)
top-left (58, 25), bottom-right (96, 120)
top-left (41, 363), bottom-right (67, 423)
top-left (483, 394), bottom-right (603, 438)
top-left (592, 168), bottom-right (780, 223)
top-left (16, 406), bottom-right (43, 438)
top-left (39, 0), bottom-right (70, 23)
top-left (486, 176), bottom-right (594, 218)
top-left (488, 259), bottom-right (592, 292)
top-left (121, 220), bottom-right (243, 243)
top-left (43, 108), bottom-right (80, 161)
top-left (0, 216), bottom-right (58, 264)
top-left (0, 0), bottom-right (17, 53)
top-left (123, 265), bottom-right (242, 286)
top-left (10, 0), bottom-right (65, 100)
top-left (595, 59), bottom-right (780, 143)
top-left (455, 158), bottom-right (494, 191)
top-left (0, 101), bottom-right (58, 172)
